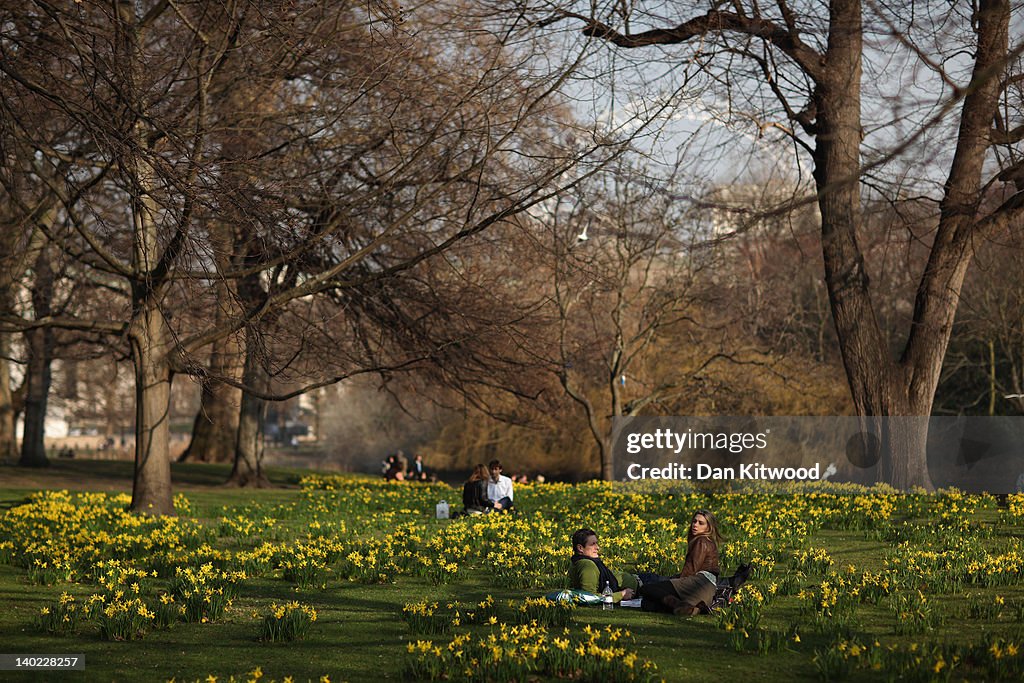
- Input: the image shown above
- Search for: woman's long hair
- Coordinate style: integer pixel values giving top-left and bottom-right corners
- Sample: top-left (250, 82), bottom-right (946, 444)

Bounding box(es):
top-left (468, 463), bottom-right (489, 483)
top-left (687, 509), bottom-right (723, 546)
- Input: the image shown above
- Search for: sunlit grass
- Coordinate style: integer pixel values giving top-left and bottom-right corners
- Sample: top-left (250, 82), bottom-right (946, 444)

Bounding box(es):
top-left (1, 466), bottom-right (1023, 681)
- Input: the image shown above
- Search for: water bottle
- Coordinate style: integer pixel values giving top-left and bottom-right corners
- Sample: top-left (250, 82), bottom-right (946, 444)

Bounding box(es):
top-left (602, 581), bottom-right (614, 611)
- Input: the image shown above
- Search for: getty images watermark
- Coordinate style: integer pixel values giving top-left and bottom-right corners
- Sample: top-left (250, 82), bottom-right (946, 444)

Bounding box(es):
top-left (622, 427), bottom-right (821, 481)
top-left (612, 416), bottom-right (1024, 492)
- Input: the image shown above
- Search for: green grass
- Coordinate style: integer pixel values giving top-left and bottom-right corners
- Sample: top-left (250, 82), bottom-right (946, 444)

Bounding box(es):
top-left (2, 463), bottom-right (1024, 682)
top-left (1, 572), bottom-right (789, 682)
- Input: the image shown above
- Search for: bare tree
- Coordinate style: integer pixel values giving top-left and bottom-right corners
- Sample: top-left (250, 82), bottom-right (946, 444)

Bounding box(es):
top-left (0, 64), bottom-right (86, 466)
top-left (0, 0), bottom-right (630, 512)
top-left (535, 160), bottom-right (730, 478)
top-left (526, 0), bottom-right (1024, 488)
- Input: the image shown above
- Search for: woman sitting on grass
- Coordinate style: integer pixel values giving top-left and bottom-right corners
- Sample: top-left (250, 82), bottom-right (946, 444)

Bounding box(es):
top-left (462, 464), bottom-right (503, 514)
top-left (567, 528), bottom-right (637, 603)
top-left (637, 509), bottom-right (722, 616)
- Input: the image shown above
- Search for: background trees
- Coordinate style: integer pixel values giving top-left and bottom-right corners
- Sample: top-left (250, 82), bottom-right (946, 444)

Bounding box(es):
top-left (3, 1), bottom-right (1021, 494)
top-left (537, 160), bottom-right (728, 479)
top-left (939, 230), bottom-right (1024, 416)
top-left (525, 0), bottom-right (1024, 487)
top-left (0, 0), bottom-right (625, 511)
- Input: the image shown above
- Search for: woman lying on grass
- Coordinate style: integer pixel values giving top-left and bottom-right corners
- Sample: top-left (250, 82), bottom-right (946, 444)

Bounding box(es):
top-left (567, 528), bottom-right (638, 603)
top-left (638, 509), bottom-right (722, 616)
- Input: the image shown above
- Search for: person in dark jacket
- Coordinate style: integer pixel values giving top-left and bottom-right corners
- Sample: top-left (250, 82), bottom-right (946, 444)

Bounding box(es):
top-left (638, 509), bottom-right (722, 616)
top-left (462, 464), bottom-right (505, 514)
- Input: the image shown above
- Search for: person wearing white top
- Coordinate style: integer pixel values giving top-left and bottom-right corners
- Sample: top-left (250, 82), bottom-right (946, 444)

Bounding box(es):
top-left (487, 459), bottom-right (515, 512)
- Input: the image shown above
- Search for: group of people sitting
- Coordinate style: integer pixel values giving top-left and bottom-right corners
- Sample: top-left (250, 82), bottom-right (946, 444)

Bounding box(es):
top-left (568, 509), bottom-right (723, 616)
top-left (461, 459), bottom-right (515, 514)
top-left (383, 452), bottom-right (432, 481)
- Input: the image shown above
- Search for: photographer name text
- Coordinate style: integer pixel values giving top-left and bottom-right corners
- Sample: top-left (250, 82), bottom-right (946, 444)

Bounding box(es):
top-left (626, 462), bottom-right (822, 481)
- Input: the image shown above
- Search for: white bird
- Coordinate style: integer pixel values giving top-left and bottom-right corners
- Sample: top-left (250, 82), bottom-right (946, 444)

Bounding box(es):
top-left (575, 223), bottom-right (589, 243)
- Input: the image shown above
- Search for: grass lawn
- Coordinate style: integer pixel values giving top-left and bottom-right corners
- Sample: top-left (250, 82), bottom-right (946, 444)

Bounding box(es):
top-left (1, 459), bottom-right (1023, 682)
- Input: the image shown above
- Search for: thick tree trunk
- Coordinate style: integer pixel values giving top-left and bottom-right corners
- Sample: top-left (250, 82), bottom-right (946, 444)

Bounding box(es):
top-left (228, 394), bottom-right (269, 487)
top-left (852, 380), bottom-right (934, 489)
top-left (180, 331), bottom-right (243, 463)
top-left (113, 0), bottom-right (175, 515)
top-left (18, 247), bottom-right (56, 468)
top-left (227, 330), bottom-right (270, 487)
top-left (574, 0), bottom-right (1014, 490)
top-left (810, 0), bottom-right (934, 489)
top-left (129, 303), bottom-right (175, 514)
top-left (877, 415), bottom-right (931, 491)
top-left (181, 379), bottom-right (242, 463)
top-left (18, 327), bottom-right (53, 468)
top-left (879, 0), bottom-right (1007, 488)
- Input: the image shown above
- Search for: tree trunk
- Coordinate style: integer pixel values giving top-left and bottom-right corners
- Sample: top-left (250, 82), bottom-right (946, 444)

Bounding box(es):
top-left (876, 415), bottom-right (931, 491)
top-left (571, 1), bottom-right (1017, 490)
top-left (598, 434), bottom-right (612, 481)
top-left (18, 247), bottom-right (56, 468)
top-left (228, 391), bottom-right (269, 487)
top-left (989, 339), bottom-right (997, 416)
top-left (809, 0), bottom-right (933, 489)
top-left (180, 206), bottom-right (245, 463)
top-left (18, 327), bottom-right (53, 468)
top-left (604, 352), bottom-right (625, 481)
top-left (0, 333), bottom-right (17, 461)
top-left (180, 330), bottom-right (243, 463)
top-left (0, 270), bottom-right (18, 460)
top-left (0, 189), bottom-right (26, 462)
top-left (129, 302), bottom-right (175, 514)
top-left (181, 377), bottom-right (242, 463)
top-left (878, 0), bottom-right (1007, 488)
top-left (227, 328), bottom-right (270, 487)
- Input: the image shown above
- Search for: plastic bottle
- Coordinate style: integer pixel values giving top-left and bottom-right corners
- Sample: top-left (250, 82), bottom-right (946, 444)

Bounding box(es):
top-left (602, 581), bottom-right (614, 610)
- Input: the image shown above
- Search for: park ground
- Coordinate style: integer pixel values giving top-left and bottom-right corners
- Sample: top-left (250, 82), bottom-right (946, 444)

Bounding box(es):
top-left (2, 459), bottom-right (1024, 682)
